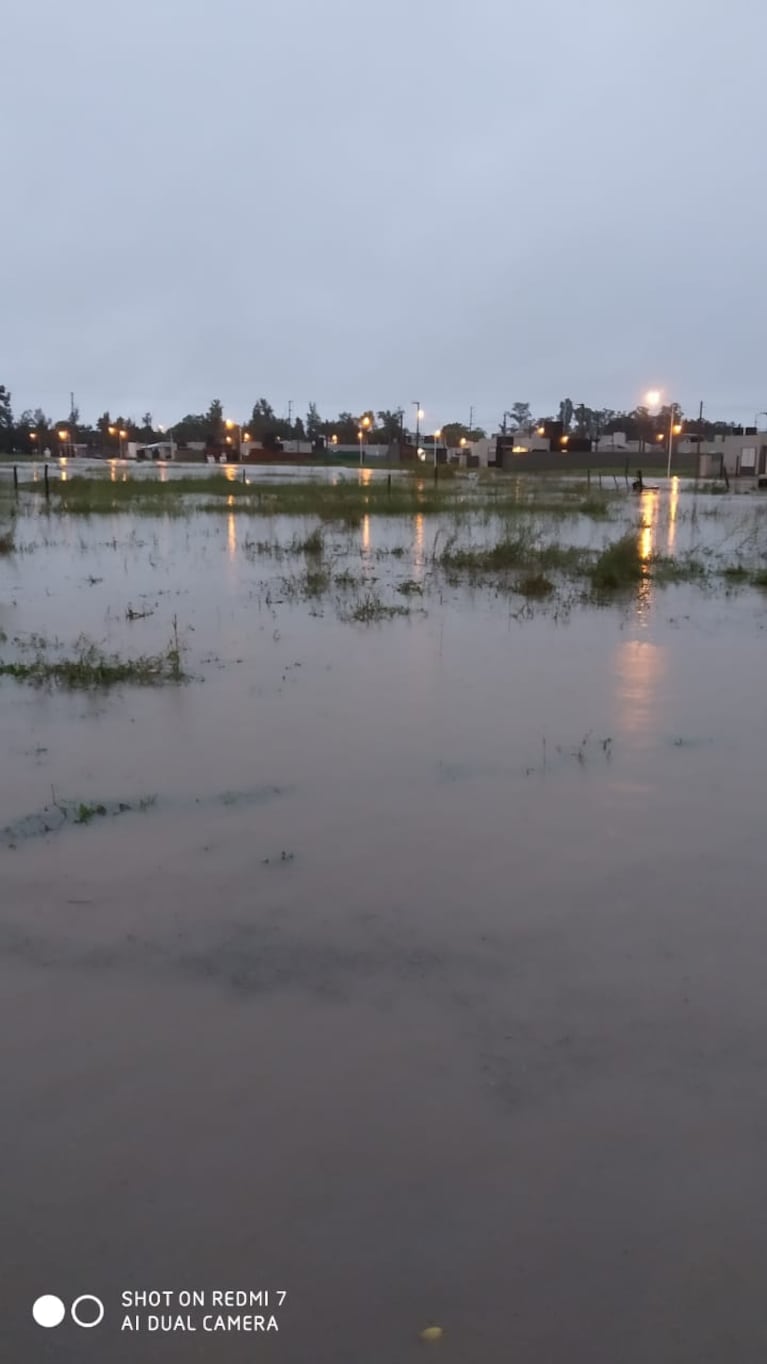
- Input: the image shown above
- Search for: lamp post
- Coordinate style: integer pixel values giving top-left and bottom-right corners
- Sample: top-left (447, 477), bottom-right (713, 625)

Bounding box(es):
top-left (359, 414), bottom-right (371, 466)
top-left (433, 428), bottom-right (441, 467)
top-left (666, 406), bottom-right (682, 480)
top-left (158, 424), bottom-right (176, 460)
top-left (58, 429), bottom-right (69, 457)
top-left (225, 419), bottom-right (242, 462)
top-left (413, 402), bottom-right (423, 456)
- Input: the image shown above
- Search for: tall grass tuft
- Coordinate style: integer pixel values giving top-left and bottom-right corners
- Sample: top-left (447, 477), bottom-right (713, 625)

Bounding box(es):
top-left (590, 533), bottom-right (644, 591)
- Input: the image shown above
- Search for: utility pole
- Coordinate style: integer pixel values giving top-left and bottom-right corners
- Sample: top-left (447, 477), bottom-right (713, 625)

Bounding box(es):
top-left (468, 405), bottom-right (474, 434)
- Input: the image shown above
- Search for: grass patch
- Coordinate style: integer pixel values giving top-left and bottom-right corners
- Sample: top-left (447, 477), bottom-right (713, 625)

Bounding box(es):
top-left (590, 533), bottom-right (643, 591)
top-left (0, 527), bottom-right (14, 555)
top-left (441, 532), bottom-right (533, 573)
top-left (0, 629), bottom-right (184, 688)
top-left (279, 566), bottom-right (332, 599)
top-left (346, 592), bottom-right (411, 622)
top-left (516, 573), bottom-right (554, 598)
top-left (752, 570), bottom-right (767, 589)
top-left (74, 802), bottom-right (108, 825)
top-left (295, 526), bottom-right (324, 556)
top-left (652, 554), bottom-right (708, 584)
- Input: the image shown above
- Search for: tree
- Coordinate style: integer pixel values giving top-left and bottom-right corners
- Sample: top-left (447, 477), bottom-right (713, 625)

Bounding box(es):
top-left (558, 398), bottom-right (574, 431)
top-left (306, 402), bottom-right (323, 440)
top-left (441, 421), bottom-right (486, 447)
top-left (509, 401), bottom-right (532, 432)
top-left (333, 412), bottom-right (363, 443)
top-left (0, 385), bottom-right (13, 453)
top-left (173, 413), bottom-right (208, 444)
top-left (206, 398), bottom-right (224, 442)
top-left (374, 409), bottom-right (405, 444)
top-left (140, 412), bottom-right (154, 440)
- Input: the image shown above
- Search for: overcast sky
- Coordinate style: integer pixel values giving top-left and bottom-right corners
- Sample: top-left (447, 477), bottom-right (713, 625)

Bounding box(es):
top-left (3, 0), bottom-right (767, 431)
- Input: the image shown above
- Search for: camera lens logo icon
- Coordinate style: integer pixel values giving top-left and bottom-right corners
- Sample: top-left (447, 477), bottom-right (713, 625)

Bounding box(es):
top-left (33, 1295), bottom-right (105, 1329)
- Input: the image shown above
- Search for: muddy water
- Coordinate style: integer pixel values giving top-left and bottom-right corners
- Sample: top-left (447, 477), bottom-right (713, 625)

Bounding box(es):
top-left (2, 488), bottom-right (767, 1362)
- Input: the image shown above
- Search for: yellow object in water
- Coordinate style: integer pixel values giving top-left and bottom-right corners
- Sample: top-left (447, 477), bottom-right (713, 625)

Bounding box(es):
top-left (420, 1325), bottom-right (444, 1342)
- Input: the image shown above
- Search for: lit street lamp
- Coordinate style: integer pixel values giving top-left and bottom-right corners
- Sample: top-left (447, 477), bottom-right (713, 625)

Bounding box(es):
top-left (358, 414), bottom-right (372, 466)
top-left (432, 428), bottom-right (441, 467)
top-left (644, 389), bottom-right (680, 477)
top-left (413, 402), bottom-right (423, 455)
top-left (225, 419), bottom-right (242, 462)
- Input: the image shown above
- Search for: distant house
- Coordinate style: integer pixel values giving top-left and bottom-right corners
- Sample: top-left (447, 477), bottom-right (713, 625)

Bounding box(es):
top-left (720, 430), bottom-right (767, 483)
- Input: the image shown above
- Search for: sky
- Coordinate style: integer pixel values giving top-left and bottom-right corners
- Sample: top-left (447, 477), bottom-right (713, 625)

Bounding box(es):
top-left (3, 0), bottom-right (767, 433)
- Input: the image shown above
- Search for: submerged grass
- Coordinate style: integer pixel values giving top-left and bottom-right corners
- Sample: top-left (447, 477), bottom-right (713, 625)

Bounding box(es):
top-left (0, 628), bottom-right (184, 688)
top-left (17, 469), bottom-right (629, 527)
top-left (345, 592), bottom-right (411, 623)
top-left (516, 572), bottom-right (555, 598)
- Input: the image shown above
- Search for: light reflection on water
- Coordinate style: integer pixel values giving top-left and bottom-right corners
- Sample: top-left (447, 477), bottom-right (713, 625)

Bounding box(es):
top-left (612, 636), bottom-right (667, 738)
top-left (667, 475), bottom-right (679, 553)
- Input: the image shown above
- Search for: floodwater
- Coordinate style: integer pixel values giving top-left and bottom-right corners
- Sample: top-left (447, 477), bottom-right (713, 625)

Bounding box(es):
top-left (2, 475), bottom-right (767, 1362)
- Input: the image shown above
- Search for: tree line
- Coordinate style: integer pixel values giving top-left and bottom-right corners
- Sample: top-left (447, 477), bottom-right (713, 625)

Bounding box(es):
top-left (0, 389), bottom-right (488, 455)
top-left (502, 399), bottom-right (740, 445)
top-left (0, 384), bottom-right (748, 456)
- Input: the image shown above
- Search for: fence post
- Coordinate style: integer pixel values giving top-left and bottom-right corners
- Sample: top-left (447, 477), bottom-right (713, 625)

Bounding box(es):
top-left (387, 473), bottom-right (391, 493)
top-left (44, 463), bottom-right (50, 499)
top-left (13, 465), bottom-right (18, 492)
top-left (624, 458), bottom-right (629, 488)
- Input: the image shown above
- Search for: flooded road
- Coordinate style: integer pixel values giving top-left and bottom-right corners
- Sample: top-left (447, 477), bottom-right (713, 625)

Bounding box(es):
top-left (2, 479), bottom-right (767, 1361)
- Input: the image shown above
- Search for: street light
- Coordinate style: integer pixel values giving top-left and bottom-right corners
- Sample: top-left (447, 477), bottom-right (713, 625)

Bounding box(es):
top-left (644, 389), bottom-right (679, 477)
top-left (157, 424), bottom-right (175, 460)
top-left (413, 402), bottom-right (423, 455)
top-left (433, 428), bottom-right (441, 467)
top-left (664, 405), bottom-right (680, 479)
top-left (119, 428), bottom-right (128, 459)
top-left (358, 414), bottom-right (372, 466)
top-left (225, 419), bottom-right (242, 462)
